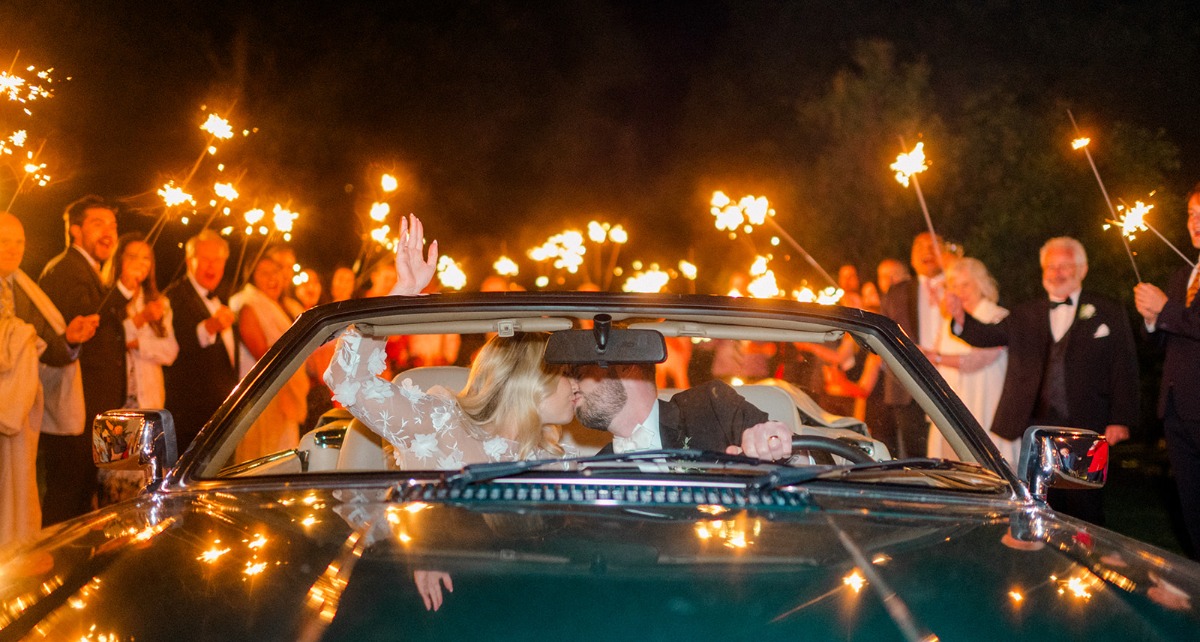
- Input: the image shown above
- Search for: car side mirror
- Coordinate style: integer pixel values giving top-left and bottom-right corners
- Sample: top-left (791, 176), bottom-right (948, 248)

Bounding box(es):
top-left (92, 409), bottom-right (179, 487)
top-left (1017, 426), bottom-right (1108, 501)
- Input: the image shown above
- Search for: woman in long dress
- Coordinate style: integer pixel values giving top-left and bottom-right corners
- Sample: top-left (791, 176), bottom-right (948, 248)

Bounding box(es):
top-left (324, 215), bottom-right (579, 470)
top-left (232, 256), bottom-right (310, 462)
top-left (924, 257), bottom-right (1014, 467)
top-left (99, 233), bottom-right (180, 505)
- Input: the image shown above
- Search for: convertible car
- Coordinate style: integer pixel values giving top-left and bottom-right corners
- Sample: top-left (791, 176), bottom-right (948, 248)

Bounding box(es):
top-left (2, 293), bottom-right (1198, 640)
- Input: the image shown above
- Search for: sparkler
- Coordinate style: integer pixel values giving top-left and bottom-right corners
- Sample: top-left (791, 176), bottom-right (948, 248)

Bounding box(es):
top-left (437, 255), bottom-right (467, 290)
top-left (1067, 110), bottom-right (1142, 281)
top-left (621, 264), bottom-right (670, 293)
top-left (710, 192), bottom-right (836, 288)
top-left (891, 140), bottom-right (944, 272)
top-left (2, 56), bottom-right (60, 209)
top-left (493, 255), bottom-right (519, 277)
top-left (1104, 197), bottom-right (1196, 268)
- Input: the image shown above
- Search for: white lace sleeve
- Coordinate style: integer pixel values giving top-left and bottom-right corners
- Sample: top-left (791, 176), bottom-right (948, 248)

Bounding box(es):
top-left (323, 325), bottom-right (475, 467)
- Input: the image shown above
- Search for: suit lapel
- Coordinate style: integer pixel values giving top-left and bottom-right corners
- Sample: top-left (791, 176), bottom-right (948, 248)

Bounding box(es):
top-left (907, 280), bottom-right (920, 336)
top-left (657, 399), bottom-right (686, 449)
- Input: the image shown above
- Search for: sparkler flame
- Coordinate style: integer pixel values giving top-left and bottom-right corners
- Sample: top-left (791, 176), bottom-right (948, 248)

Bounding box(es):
top-left (678, 260), bottom-right (697, 280)
top-left (622, 266), bottom-right (670, 293)
top-left (369, 202), bottom-right (390, 222)
top-left (380, 173), bottom-right (399, 193)
top-left (272, 204), bottom-right (298, 235)
top-left (891, 142), bottom-right (928, 187)
top-left (158, 182), bottom-right (195, 208)
top-left (213, 182), bottom-right (239, 201)
top-left (493, 255), bottom-right (519, 276)
top-left (1072, 137), bottom-right (1091, 150)
top-left (200, 113), bottom-right (234, 140)
top-left (711, 191), bottom-right (772, 232)
top-left (1112, 200), bottom-right (1152, 240)
top-left (437, 255), bottom-right (467, 290)
top-left (0, 65), bottom-right (55, 104)
top-left (528, 230), bottom-right (587, 273)
top-left (587, 220), bottom-right (607, 243)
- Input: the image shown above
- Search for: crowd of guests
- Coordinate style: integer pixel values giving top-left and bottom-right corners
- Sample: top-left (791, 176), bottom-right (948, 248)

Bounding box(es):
top-left (0, 195), bottom-right (433, 549)
top-left (2, 188), bottom-right (1198, 564)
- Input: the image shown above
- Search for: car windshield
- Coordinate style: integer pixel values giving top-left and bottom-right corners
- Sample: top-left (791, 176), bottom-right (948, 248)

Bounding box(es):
top-left (189, 298), bottom-right (1008, 493)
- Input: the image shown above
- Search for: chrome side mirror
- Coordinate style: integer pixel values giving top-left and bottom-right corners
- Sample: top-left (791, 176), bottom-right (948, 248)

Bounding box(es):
top-left (92, 409), bottom-right (179, 487)
top-left (1017, 426), bottom-right (1108, 501)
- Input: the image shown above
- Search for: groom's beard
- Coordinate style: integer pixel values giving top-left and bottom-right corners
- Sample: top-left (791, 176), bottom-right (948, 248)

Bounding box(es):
top-left (575, 378), bottom-right (627, 432)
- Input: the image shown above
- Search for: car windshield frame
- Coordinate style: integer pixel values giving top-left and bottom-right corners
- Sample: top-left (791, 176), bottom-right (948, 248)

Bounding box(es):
top-left (167, 292), bottom-right (1020, 494)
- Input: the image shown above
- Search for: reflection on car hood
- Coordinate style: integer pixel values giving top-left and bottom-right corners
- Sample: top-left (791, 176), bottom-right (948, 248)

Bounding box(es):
top-left (1, 483), bottom-right (1198, 640)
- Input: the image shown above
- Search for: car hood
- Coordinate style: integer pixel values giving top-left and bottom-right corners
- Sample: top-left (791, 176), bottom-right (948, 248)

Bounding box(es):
top-left (2, 484), bottom-right (1198, 641)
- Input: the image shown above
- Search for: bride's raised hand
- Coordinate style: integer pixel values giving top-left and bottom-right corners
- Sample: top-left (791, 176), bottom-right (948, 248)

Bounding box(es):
top-left (391, 214), bottom-right (439, 296)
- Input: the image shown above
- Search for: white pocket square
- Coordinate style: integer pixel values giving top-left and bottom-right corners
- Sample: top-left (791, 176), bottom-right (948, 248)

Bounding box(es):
top-left (1093, 323), bottom-right (1110, 339)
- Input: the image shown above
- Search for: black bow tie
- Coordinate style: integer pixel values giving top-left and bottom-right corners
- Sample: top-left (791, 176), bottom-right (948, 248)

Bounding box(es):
top-left (205, 290), bottom-right (221, 301)
top-left (1049, 297), bottom-right (1073, 309)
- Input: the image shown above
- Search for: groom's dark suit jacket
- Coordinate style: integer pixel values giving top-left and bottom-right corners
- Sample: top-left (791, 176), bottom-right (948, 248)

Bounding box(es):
top-left (955, 290), bottom-right (1138, 441)
top-left (599, 380), bottom-right (769, 454)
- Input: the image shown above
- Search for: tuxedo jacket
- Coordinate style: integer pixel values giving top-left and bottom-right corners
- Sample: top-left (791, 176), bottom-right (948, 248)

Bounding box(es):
top-left (599, 380), bottom-right (769, 454)
top-left (162, 278), bottom-right (239, 450)
top-left (1149, 266), bottom-right (1200, 421)
top-left (38, 248), bottom-right (128, 425)
top-left (880, 277), bottom-right (923, 406)
top-left (956, 290), bottom-right (1139, 441)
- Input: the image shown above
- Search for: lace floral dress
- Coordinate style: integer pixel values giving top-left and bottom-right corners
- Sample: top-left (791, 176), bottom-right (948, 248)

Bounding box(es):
top-left (324, 325), bottom-right (574, 469)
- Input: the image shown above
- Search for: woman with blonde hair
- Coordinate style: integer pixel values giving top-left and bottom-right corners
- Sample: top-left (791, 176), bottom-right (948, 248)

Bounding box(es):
top-left (324, 215), bottom-right (578, 469)
top-left (924, 256), bottom-right (1011, 465)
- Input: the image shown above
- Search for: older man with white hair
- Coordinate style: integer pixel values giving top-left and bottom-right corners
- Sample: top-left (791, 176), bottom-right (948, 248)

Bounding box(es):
top-left (948, 236), bottom-right (1138, 525)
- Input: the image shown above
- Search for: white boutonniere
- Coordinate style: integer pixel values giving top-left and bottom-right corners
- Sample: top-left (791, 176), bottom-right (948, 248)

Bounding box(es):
top-left (1078, 303), bottom-right (1096, 320)
top-left (1093, 323), bottom-right (1110, 339)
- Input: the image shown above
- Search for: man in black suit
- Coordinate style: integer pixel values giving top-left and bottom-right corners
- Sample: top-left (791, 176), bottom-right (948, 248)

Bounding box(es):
top-left (1133, 184), bottom-right (1200, 556)
top-left (950, 236), bottom-right (1138, 525)
top-left (569, 363), bottom-right (793, 459)
top-left (38, 195), bottom-right (125, 524)
top-left (879, 231), bottom-right (944, 458)
top-left (163, 230), bottom-right (239, 453)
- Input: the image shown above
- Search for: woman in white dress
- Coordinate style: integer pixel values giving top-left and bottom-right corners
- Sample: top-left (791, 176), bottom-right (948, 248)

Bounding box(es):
top-left (924, 257), bottom-right (1015, 467)
top-left (232, 256), bottom-right (310, 462)
top-left (99, 233), bottom-right (180, 505)
top-left (324, 215), bottom-right (579, 471)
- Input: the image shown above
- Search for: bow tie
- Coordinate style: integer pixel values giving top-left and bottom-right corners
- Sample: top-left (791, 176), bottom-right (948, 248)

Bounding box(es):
top-left (205, 290), bottom-right (221, 301)
top-left (1049, 297), bottom-right (1073, 309)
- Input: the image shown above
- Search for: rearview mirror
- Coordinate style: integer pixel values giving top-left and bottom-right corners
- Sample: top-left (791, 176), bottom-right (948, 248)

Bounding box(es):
top-left (1017, 426), bottom-right (1108, 501)
top-left (544, 315), bottom-right (666, 366)
top-left (93, 409), bottom-right (179, 488)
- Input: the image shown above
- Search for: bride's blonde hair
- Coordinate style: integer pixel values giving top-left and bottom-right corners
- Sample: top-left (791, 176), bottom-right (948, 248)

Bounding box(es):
top-left (457, 332), bottom-right (565, 459)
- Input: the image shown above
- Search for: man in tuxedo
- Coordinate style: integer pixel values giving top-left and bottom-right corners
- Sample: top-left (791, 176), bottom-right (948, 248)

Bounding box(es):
top-left (950, 236), bottom-right (1137, 525)
top-left (1133, 184), bottom-right (1200, 556)
top-left (878, 231), bottom-right (944, 458)
top-left (0, 212), bottom-right (96, 542)
top-left (163, 230), bottom-right (238, 453)
top-left (569, 363), bottom-right (794, 459)
top-left (38, 195), bottom-right (125, 524)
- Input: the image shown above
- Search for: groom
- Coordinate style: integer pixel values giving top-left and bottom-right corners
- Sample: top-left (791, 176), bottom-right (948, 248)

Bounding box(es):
top-left (569, 363), bottom-right (793, 460)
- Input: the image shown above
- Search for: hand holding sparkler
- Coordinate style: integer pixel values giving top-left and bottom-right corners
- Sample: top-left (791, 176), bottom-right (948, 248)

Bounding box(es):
top-left (392, 214), bottom-right (438, 296)
top-left (1133, 282), bottom-right (1168, 327)
top-left (65, 314), bottom-right (99, 344)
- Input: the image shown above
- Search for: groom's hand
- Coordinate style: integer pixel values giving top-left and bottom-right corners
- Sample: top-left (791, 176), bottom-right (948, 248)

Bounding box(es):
top-left (727, 421), bottom-right (792, 460)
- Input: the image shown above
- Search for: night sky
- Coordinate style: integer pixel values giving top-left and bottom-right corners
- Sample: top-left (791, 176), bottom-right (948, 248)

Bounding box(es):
top-left (2, 0), bottom-right (1198, 296)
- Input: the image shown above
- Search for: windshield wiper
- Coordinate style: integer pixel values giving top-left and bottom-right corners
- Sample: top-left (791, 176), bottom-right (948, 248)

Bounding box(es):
top-left (442, 449), bottom-right (770, 488)
top-left (751, 458), bottom-right (1002, 491)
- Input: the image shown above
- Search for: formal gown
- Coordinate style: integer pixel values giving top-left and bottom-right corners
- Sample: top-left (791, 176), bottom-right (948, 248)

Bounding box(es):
top-left (927, 299), bottom-right (1014, 467)
top-left (324, 325), bottom-right (575, 470)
